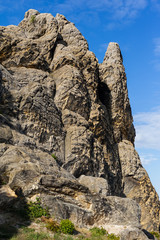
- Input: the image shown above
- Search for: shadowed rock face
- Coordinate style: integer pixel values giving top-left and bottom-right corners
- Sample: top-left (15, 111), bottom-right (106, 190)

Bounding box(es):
top-left (0, 9), bottom-right (159, 238)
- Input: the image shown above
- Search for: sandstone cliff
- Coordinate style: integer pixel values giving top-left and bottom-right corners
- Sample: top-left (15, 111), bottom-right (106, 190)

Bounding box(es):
top-left (0, 9), bottom-right (159, 239)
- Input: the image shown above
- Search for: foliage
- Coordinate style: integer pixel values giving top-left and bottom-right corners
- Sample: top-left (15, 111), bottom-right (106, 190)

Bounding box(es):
top-left (9, 224), bottom-right (121, 240)
top-left (53, 233), bottom-right (61, 240)
top-left (11, 230), bottom-right (51, 240)
top-left (24, 232), bottom-right (50, 240)
top-left (60, 219), bottom-right (75, 234)
top-left (51, 153), bottom-right (57, 160)
top-left (30, 15), bottom-right (36, 23)
top-left (27, 197), bottom-right (50, 219)
top-left (90, 227), bottom-right (106, 237)
top-left (150, 231), bottom-right (160, 239)
top-left (46, 219), bottom-right (60, 233)
top-left (107, 233), bottom-right (120, 240)
top-left (63, 236), bottom-right (74, 240)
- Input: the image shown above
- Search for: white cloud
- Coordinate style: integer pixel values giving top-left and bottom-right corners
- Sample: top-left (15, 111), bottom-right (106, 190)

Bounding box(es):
top-left (0, 0), bottom-right (149, 28)
top-left (138, 153), bottom-right (158, 165)
top-left (112, 0), bottom-right (148, 20)
top-left (54, 0), bottom-right (148, 24)
top-left (134, 108), bottom-right (160, 166)
top-left (134, 107), bottom-right (160, 150)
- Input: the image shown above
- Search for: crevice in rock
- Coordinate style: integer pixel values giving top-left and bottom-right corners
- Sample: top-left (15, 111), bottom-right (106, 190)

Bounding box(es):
top-left (97, 81), bottom-right (110, 108)
top-left (49, 33), bottom-right (68, 62)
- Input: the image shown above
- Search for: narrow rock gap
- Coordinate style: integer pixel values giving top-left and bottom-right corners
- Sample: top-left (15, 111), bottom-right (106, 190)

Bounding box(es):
top-left (49, 33), bottom-right (68, 62)
top-left (97, 81), bottom-right (110, 108)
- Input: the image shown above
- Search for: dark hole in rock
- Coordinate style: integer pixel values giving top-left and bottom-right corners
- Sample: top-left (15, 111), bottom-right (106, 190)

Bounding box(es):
top-left (98, 82), bottom-right (110, 108)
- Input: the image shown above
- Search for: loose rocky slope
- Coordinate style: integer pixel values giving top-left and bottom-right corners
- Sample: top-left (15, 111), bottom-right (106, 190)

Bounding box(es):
top-left (0, 9), bottom-right (159, 239)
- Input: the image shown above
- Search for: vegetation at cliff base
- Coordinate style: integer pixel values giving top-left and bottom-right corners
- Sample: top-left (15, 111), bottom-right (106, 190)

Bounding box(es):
top-left (27, 197), bottom-right (50, 219)
top-left (89, 227), bottom-right (106, 236)
top-left (9, 223), bottom-right (120, 240)
top-left (107, 233), bottom-right (120, 240)
top-left (60, 219), bottom-right (75, 234)
top-left (10, 227), bottom-right (51, 240)
top-left (46, 218), bottom-right (60, 233)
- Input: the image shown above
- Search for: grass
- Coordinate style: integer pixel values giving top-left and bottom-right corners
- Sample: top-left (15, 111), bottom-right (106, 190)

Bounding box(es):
top-left (7, 224), bottom-right (120, 240)
top-left (10, 228), bottom-right (51, 240)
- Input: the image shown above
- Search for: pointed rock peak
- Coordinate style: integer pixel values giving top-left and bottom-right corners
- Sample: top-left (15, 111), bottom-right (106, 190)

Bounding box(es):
top-left (55, 13), bottom-right (70, 23)
top-left (24, 9), bottom-right (40, 19)
top-left (103, 42), bottom-right (123, 65)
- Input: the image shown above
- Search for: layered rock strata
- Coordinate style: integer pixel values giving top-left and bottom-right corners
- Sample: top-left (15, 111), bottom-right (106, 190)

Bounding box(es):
top-left (0, 9), bottom-right (159, 239)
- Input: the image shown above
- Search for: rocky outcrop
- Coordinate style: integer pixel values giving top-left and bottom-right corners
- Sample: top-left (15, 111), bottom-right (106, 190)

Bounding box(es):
top-left (0, 9), bottom-right (159, 239)
top-left (99, 42), bottom-right (160, 232)
top-left (118, 140), bottom-right (160, 231)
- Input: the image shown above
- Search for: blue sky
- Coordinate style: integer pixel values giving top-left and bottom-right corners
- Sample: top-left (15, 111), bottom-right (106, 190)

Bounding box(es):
top-left (0, 0), bottom-right (160, 197)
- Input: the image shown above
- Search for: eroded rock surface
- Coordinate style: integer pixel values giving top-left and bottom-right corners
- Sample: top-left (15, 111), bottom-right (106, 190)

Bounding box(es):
top-left (0, 9), bottom-right (159, 239)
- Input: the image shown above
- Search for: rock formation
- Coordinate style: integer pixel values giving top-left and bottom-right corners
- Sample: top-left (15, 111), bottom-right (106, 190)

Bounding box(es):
top-left (0, 9), bottom-right (159, 239)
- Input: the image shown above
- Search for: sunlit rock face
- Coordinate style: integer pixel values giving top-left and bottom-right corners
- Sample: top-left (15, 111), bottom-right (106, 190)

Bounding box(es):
top-left (0, 9), bottom-right (159, 238)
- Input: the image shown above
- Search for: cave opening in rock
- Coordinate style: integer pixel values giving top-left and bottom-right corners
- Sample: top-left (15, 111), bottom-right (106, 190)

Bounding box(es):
top-left (98, 82), bottom-right (110, 108)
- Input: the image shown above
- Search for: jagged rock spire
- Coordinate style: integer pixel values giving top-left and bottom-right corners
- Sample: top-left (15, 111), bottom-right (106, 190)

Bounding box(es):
top-left (99, 42), bottom-right (135, 144)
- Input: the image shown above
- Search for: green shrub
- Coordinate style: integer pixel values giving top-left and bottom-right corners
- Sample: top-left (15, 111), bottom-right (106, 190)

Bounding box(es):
top-left (90, 227), bottom-right (106, 237)
top-left (46, 219), bottom-right (60, 233)
top-left (30, 15), bottom-right (36, 23)
top-left (27, 197), bottom-right (50, 219)
top-left (107, 233), bottom-right (120, 240)
top-left (150, 231), bottom-right (160, 239)
top-left (60, 219), bottom-right (75, 234)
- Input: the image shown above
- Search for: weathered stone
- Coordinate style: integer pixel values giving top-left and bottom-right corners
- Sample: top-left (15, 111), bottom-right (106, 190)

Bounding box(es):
top-left (78, 175), bottom-right (110, 196)
top-left (119, 140), bottom-right (160, 231)
top-left (0, 125), bottom-right (13, 143)
top-left (99, 42), bottom-right (135, 144)
top-left (40, 193), bottom-right (141, 230)
top-left (120, 228), bottom-right (150, 240)
top-left (0, 186), bottom-right (17, 208)
top-left (0, 9), bottom-right (159, 239)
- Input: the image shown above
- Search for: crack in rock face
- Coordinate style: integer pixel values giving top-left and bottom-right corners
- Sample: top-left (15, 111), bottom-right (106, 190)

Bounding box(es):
top-left (0, 9), bottom-right (159, 239)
